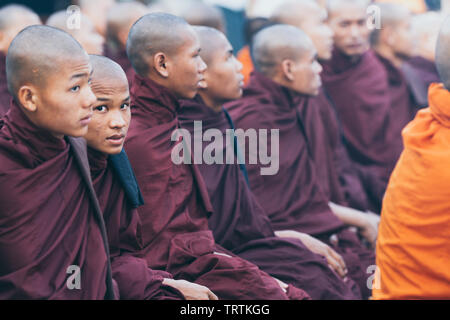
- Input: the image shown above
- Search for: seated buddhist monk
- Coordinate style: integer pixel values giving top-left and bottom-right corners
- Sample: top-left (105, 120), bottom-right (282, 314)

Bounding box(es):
top-left (104, 1), bottom-right (148, 85)
top-left (84, 54), bottom-right (217, 300)
top-left (124, 13), bottom-right (309, 300)
top-left (76, 0), bottom-right (115, 38)
top-left (0, 4), bottom-right (41, 117)
top-left (227, 25), bottom-right (376, 299)
top-left (271, 0), bottom-right (373, 212)
top-left (403, 12), bottom-right (443, 108)
top-left (370, 3), bottom-right (418, 141)
top-left (178, 26), bottom-right (362, 300)
top-left (46, 10), bottom-right (104, 55)
top-left (0, 25), bottom-right (115, 299)
top-left (373, 17), bottom-right (450, 300)
top-left (322, 0), bottom-right (403, 211)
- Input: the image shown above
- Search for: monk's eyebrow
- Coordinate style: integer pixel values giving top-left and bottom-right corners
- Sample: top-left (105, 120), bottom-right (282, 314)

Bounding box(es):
top-left (71, 69), bottom-right (94, 80)
top-left (123, 96), bottom-right (131, 102)
top-left (97, 97), bottom-right (111, 102)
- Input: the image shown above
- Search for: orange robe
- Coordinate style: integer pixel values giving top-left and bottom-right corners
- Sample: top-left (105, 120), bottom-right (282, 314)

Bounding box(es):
top-left (237, 45), bottom-right (254, 85)
top-left (373, 83), bottom-right (450, 299)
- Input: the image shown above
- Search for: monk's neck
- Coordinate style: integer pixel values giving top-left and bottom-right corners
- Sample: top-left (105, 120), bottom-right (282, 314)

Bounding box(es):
top-left (198, 93), bottom-right (223, 113)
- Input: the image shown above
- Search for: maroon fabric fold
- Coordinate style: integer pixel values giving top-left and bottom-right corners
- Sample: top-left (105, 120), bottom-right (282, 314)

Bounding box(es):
top-left (0, 102), bottom-right (109, 299)
top-left (125, 73), bottom-right (303, 300)
top-left (226, 71), bottom-right (375, 299)
top-left (321, 49), bottom-right (402, 188)
top-left (88, 148), bottom-right (184, 300)
top-left (0, 52), bottom-right (11, 118)
top-left (178, 96), bottom-right (361, 299)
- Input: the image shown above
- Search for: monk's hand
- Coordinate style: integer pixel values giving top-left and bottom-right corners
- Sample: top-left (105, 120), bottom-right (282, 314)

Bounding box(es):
top-left (162, 279), bottom-right (219, 300)
top-left (274, 230), bottom-right (348, 278)
top-left (359, 212), bottom-right (380, 249)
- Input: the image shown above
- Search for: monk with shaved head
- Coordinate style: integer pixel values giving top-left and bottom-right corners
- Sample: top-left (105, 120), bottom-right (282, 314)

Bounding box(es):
top-left (84, 55), bottom-right (215, 300)
top-left (270, 0), bottom-right (372, 212)
top-left (0, 25), bottom-right (115, 299)
top-left (124, 13), bottom-right (308, 300)
top-left (46, 10), bottom-right (104, 55)
top-left (178, 26), bottom-right (362, 300)
top-left (104, 1), bottom-right (149, 84)
top-left (322, 0), bottom-right (402, 211)
top-left (77, 0), bottom-right (115, 37)
top-left (228, 24), bottom-right (376, 299)
top-left (0, 4), bottom-right (41, 116)
top-left (177, 0), bottom-right (226, 33)
top-left (373, 17), bottom-right (450, 299)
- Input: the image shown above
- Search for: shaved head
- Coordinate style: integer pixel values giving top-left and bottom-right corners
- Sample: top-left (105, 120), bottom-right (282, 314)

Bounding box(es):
top-left (327, 0), bottom-right (370, 16)
top-left (252, 24), bottom-right (313, 77)
top-left (178, 0), bottom-right (225, 33)
top-left (435, 17), bottom-right (450, 90)
top-left (0, 4), bottom-right (41, 53)
top-left (6, 25), bottom-right (87, 100)
top-left (271, 0), bottom-right (320, 26)
top-left (106, 1), bottom-right (149, 49)
top-left (193, 26), bottom-right (228, 65)
top-left (90, 54), bottom-right (128, 92)
top-left (370, 3), bottom-right (411, 47)
top-left (412, 12), bottom-right (445, 62)
top-left (126, 13), bottom-right (193, 77)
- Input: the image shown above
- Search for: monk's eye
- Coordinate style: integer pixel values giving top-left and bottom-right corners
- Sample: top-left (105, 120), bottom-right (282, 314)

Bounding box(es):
top-left (94, 105), bottom-right (107, 112)
top-left (88, 79), bottom-right (93, 86)
top-left (121, 103), bottom-right (130, 110)
top-left (70, 85), bottom-right (81, 93)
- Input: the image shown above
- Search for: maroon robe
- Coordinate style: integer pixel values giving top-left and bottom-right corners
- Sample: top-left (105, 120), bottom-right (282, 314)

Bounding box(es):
top-left (104, 45), bottom-right (135, 87)
top-left (88, 148), bottom-right (184, 300)
top-left (178, 96), bottom-right (361, 299)
top-left (402, 56), bottom-right (440, 108)
top-left (125, 73), bottom-right (309, 300)
top-left (321, 49), bottom-right (403, 206)
top-left (227, 71), bottom-right (375, 299)
top-left (0, 52), bottom-right (11, 117)
top-left (0, 102), bottom-right (115, 299)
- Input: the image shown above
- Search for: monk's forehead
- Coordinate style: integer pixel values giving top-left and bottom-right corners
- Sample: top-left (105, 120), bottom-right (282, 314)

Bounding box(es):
top-left (174, 26), bottom-right (199, 55)
top-left (328, 0), bottom-right (369, 19)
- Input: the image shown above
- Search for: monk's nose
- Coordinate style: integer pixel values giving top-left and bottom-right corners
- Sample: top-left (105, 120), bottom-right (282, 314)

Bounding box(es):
top-left (110, 111), bottom-right (127, 129)
top-left (83, 86), bottom-right (97, 109)
top-left (198, 56), bottom-right (207, 73)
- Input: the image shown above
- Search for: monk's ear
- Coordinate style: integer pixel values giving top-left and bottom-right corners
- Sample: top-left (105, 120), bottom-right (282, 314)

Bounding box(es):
top-left (17, 85), bottom-right (38, 113)
top-left (281, 59), bottom-right (295, 82)
top-left (153, 52), bottom-right (169, 78)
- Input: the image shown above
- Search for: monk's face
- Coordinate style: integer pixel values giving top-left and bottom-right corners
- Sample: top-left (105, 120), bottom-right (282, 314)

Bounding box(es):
top-left (74, 17), bottom-right (105, 55)
top-left (328, 2), bottom-right (371, 57)
top-left (0, 14), bottom-right (41, 53)
top-left (85, 75), bottom-right (130, 155)
top-left (292, 7), bottom-right (334, 60)
top-left (285, 44), bottom-right (323, 96)
top-left (201, 35), bottom-right (244, 104)
top-left (168, 28), bottom-right (207, 99)
top-left (32, 55), bottom-right (96, 138)
top-left (389, 18), bottom-right (415, 61)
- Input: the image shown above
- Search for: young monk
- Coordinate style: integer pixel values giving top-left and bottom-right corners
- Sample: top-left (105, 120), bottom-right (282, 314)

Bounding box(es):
top-left (0, 4), bottom-right (41, 117)
top-left (46, 10), bottom-right (104, 55)
top-left (104, 1), bottom-right (148, 84)
top-left (373, 18), bottom-right (450, 299)
top-left (370, 3), bottom-right (418, 141)
top-left (322, 0), bottom-right (402, 210)
top-left (271, 0), bottom-right (373, 212)
top-left (124, 13), bottom-right (308, 300)
top-left (84, 54), bottom-right (217, 300)
top-left (178, 26), bottom-right (361, 300)
top-left (0, 25), bottom-right (114, 299)
top-left (227, 25), bottom-right (375, 299)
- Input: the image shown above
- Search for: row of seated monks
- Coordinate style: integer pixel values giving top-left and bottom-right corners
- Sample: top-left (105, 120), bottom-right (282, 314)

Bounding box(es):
top-left (0, 0), bottom-right (448, 300)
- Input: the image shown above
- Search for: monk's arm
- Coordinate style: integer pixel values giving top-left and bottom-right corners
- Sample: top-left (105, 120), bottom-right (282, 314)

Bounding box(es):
top-left (274, 230), bottom-right (347, 278)
top-left (162, 279), bottom-right (218, 300)
top-left (328, 202), bottom-right (380, 248)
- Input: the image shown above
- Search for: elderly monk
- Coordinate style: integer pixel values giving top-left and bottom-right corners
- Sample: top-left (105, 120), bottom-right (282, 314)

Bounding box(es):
top-left (322, 0), bottom-right (402, 211)
top-left (0, 5), bottom-right (41, 117)
top-left (76, 0), bottom-right (116, 37)
top-left (373, 18), bottom-right (450, 300)
top-left (227, 25), bottom-right (376, 299)
top-left (271, 0), bottom-right (372, 212)
top-left (0, 25), bottom-right (115, 299)
top-left (46, 10), bottom-right (104, 55)
top-left (179, 26), bottom-right (362, 300)
top-left (124, 13), bottom-right (308, 300)
top-left (370, 3), bottom-right (418, 143)
top-left (84, 54), bottom-right (216, 300)
top-left (402, 12), bottom-right (443, 108)
top-left (104, 1), bottom-right (149, 85)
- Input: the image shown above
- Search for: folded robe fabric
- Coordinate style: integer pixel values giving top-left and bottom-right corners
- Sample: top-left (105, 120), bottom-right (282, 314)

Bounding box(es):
top-left (178, 95), bottom-right (361, 299)
top-left (373, 83), bottom-right (450, 299)
top-left (88, 147), bottom-right (184, 300)
top-left (0, 102), bottom-right (115, 299)
top-left (125, 73), bottom-right (308, 300)
top-left (227, 71), bottom-right (375, 299)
